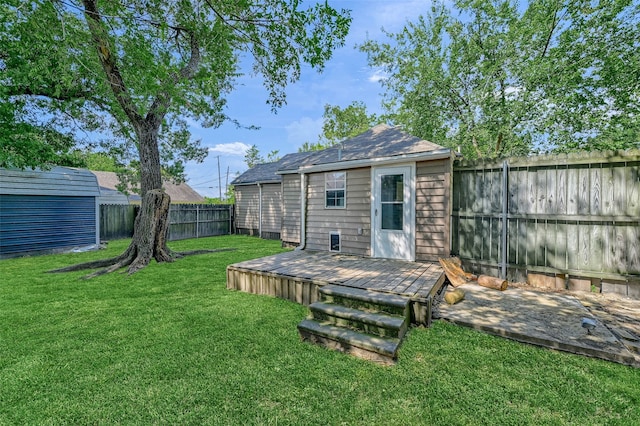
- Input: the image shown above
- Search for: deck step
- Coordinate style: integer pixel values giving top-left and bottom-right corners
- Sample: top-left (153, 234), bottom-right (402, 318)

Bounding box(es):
top-left (297, 319), bottom-right (401, 365)
top-left (309, 302), bottom-right (408, 339)
top-left (319, 284), bottom-right (410, 317)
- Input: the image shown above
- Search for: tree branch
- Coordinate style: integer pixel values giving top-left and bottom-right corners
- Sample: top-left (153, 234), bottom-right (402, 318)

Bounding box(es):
top-left (82, 0), bottom-right (143, 127)
top-left (540, 2), bottom-right (562, 58)
top-left (146, 29), bottom-right (201, 129)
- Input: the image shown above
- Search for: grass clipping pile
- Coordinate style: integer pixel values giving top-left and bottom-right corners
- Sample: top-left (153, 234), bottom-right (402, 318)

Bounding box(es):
top-left (438, 257), bottom-right (509, 305)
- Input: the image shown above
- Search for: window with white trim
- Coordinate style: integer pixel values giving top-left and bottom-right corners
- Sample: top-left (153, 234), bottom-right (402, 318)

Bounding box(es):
top-left (325, 172), bottom-right (346, 208)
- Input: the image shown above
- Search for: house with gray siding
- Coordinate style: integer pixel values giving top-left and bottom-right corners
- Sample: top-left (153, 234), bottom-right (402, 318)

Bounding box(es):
top-left (0, 167), bottom-right (101, 258)
top-left (278, 124), bottom-right (454, 262)
top-left (232, 161), bottom-right (281, 239)
top-left (232, 152), bottom-right (314, 241)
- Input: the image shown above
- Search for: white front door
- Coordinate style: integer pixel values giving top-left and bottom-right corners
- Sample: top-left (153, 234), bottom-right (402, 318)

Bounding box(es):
top-left (372, 165), bottom-right (415, 261)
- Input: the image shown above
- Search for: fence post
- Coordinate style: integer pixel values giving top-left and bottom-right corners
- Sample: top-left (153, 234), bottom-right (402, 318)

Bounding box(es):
top-left (196, 204), bottom-right (199, 239)
top-left (501, 160), bottom-right (509, 279)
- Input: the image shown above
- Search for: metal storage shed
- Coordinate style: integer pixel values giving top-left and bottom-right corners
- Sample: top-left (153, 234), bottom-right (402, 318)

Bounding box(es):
top-left (0, 167), bottom-right (101, 258)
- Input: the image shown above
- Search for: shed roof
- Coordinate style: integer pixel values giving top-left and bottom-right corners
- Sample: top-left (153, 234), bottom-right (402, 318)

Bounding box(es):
top-left (98, 187), bottom-right (130, 205)
top-left (91, 171), bottom-right (204, 203)
top-left (0, 167), bottom-right (100, 197)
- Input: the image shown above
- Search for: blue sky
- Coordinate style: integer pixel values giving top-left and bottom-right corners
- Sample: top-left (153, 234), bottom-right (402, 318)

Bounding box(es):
top-left (185, 0), bottom-right (426, 198)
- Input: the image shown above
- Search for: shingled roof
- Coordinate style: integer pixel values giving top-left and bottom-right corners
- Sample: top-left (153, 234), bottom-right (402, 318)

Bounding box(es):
top-left (233, 125), bottom-right (450, 181)
top-left (91, 171), bottom-right (204, 203)
top-left (277, 124), bottom-right (449, 172)
top-left (231, 151), bottom-right (314, 185)
top-left (230, 161), bottom-right (282, 185)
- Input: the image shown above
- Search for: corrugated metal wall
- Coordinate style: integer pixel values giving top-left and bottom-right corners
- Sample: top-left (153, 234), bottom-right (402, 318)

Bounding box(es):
top-left (0, 167), bottom-right (100, 258)
top-left (0, 194), bottom-right (97, 258)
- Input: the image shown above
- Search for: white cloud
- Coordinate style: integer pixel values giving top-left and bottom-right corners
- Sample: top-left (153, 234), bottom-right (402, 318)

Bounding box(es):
top-left (368, 68), bottom-right (388, 83)
top-left (208, 142), bottom-right (251, 156)
top-left (285, 116), bottom-right (324, 146)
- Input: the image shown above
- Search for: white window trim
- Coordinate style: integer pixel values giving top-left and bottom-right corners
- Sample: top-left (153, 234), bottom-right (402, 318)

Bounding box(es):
top-left (324, 171), bottom-right (346, 209)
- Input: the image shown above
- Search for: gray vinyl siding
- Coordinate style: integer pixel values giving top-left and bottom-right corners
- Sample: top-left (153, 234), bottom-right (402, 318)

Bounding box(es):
top-left (415, 159), bottom-right (452, 261)
top-left (305, 167), bottom-right (371, 255)
top-left (281, 174), bottom-right (301, 244)
top-left (235, 185), bottom-right (259, 234)
top-left (260, 183), bottom-right (282, 235)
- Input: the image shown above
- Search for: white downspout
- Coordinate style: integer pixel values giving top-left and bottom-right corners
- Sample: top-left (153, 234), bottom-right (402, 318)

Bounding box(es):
top-left (258, 183), bottom-right (263, 238)
top-left (297, 172), bottom-right (307, 250)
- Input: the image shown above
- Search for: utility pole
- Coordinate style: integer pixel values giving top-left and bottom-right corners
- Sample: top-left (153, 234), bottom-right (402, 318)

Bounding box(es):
top-left (225, 166), bottom-right (230, 201)
top-left (217, 155), bottom-right (222, 200)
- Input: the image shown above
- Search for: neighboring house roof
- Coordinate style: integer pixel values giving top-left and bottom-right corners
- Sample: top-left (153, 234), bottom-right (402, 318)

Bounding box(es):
top-left (278, 124), bottom-right (450, 173)
top-left (91, 171), bottom-right (204, 203)
top-left (231, 151), bottom-right (315, 185)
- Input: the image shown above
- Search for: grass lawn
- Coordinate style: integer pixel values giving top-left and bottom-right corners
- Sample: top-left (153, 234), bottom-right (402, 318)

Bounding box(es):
top-left (1, 235), bottom-right (639, 425)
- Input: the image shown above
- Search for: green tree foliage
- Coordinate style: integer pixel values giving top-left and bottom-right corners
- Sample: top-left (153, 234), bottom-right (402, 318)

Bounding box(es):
top-left (82, 152), bottom-right (119, 172)
top-left (298, 101), bottom-right (377, 152)
top-left (0, 104), bottom-right (86, 169)
top-left (320, 101), bottom-right (378, 144)
top-left (244, 144), bottom-right (264, 168)
top-left (360, 0), bottom-right (640, 159)
top-left (1, 0), bottom-right (350, 274)
top-left (243, 146), bottom-right (279, 168)
top-left (298, 140), bottom-right (328, 152)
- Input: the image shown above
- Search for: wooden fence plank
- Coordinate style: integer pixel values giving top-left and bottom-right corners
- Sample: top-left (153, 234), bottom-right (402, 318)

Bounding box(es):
top-left (452, 150), bottom-right (640, 283)
top-left (100, 203), bottom-right (232, 242)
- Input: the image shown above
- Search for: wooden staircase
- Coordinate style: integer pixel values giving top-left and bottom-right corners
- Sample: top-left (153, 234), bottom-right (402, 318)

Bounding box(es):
top-left (297, 284), bottom-right (411, 365)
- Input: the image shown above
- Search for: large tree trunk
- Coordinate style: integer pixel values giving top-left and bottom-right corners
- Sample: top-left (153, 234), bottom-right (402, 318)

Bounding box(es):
top-left (49, 128), bottom-right (179, 278)
top-left (127, 121), bottom-right (176, 272)
top-left (127, 188), bottom-right (175, 273)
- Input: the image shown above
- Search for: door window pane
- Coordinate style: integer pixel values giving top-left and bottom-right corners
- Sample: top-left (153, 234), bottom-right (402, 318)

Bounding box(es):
top-left (381, 203), bottom-right (403, 230)
top-left (381, 174), bottom-right (403, 202)
top-left (380, 173), bottom-right (404, 230)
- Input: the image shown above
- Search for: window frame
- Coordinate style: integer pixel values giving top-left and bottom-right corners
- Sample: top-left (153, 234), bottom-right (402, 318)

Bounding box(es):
top-left (324, 171), bottom-right (346, 209)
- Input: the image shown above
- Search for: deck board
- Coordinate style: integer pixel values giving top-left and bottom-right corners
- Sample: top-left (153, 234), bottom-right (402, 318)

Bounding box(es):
top-left (228, 250), bottom-right (445, 300)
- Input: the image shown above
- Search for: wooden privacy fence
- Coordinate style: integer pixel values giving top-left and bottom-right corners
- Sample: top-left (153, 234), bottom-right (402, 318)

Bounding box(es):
top-left (451, 150), bottom-right (640, 295)
top-left (168, 204), bottom-right (233, 241)
top-left (100, 204), bottom-right (138, 241)
top-left (99, 204), bottom-right (233, 241)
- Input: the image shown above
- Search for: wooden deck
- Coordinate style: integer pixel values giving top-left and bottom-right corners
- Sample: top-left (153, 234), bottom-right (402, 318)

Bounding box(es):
top-left (226, 250), bottom-right (447, 325)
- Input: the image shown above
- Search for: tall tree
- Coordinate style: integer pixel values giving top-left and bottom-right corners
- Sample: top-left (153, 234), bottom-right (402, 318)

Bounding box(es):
top-left (0, 103), bottom-right (86, 169)
top-left (298, 101), bottom-right (377, 152)
top-left (360, 0), bottom-right (639, 159)
top-left (320, 101), bottom-right (378, 144)
top-left (244, 144), bottom-right (264, 168)
top-left (1, 1), bottom-right (350, 276)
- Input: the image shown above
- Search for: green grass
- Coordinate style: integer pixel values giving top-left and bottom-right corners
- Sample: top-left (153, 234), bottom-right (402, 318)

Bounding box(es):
top-left (1, 235), bottom-right (639, 425)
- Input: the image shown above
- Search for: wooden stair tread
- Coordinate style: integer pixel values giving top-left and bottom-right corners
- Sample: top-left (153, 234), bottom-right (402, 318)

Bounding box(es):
top-left (309, 302), bottom-right (405, 330)
top-left (298, 319), bottom-right (400, 358)
top-left (320, 284), bottom-right (409, 309)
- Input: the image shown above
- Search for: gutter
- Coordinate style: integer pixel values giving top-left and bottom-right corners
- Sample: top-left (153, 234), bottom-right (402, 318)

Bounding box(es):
top-left (296, 172), bottom-right (307, 250)
top-left (231, 179), bottom-right (281, 186)
top-left (258, 183), bottom-right (262, 239)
